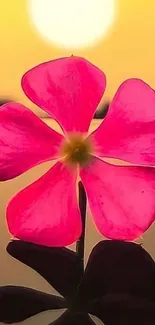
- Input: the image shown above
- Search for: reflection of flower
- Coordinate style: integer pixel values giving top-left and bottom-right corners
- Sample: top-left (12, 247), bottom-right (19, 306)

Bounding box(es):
top-left (1, 56), bottom-right (155, 246)
top-left (1, 240), bottom-right (155, 325)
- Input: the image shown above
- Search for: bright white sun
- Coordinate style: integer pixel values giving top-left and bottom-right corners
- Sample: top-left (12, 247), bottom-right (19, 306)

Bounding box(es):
top-left (28, 0), bottom-right (116, 49)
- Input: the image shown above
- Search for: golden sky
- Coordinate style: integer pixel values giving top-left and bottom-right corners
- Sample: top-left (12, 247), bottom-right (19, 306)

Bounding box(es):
top-left (1, 0), bottom-right (155, 115)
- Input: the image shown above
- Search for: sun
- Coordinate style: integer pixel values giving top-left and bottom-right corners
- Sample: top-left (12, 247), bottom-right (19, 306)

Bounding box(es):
top-left (28, 0), bottom-right (117, 49)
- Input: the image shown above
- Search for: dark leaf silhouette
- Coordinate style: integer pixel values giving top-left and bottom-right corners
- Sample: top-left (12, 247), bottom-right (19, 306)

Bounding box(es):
top-left (89, 293), bottom-right (155, 325)
top-left (78, 240), bottom-right (155, 324)
top-left (5, 240), bottom-right (155, 324)
top-left (0, 286), bottom-right (66, 324)
top-left (50, 310), bottom-right (96, 325)
top-left (79, 240), bottom-right (155, 302)
top-left (7, 240), bottom-right (81, 300)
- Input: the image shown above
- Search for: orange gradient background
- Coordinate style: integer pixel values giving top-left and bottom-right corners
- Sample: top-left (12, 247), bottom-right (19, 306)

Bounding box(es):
top-left (0, 1), bottom-right (155, 324)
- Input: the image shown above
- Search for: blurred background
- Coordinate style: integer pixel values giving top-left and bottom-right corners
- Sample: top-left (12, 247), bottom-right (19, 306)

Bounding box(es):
top-left (0, 1), bottom-right (155, 324)
top-left (1, 0), bottom-right (155, 114)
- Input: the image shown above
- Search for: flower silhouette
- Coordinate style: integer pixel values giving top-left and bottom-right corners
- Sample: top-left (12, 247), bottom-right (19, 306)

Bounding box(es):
top-left (1, 56), bottom-right (155, 246)
top-left (0, 240), bottom-right (155, 325)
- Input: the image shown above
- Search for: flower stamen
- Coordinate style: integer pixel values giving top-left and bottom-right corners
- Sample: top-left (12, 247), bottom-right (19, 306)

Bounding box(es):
top-left (61, 135), bottom-right (93, 166)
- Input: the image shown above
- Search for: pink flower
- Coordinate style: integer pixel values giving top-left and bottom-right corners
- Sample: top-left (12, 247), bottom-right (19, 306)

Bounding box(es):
top-left (1, 56), bottom-right (155, 247)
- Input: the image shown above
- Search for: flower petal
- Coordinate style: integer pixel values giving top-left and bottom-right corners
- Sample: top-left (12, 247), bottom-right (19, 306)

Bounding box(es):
top-left (80, 157), bottom-right (155, 240)
top-left (90, 79), bottom-right (155, 165)
top-left (50, 310), bottom-right (96, 325)
top-left (7, 240), bottom-right (82, 300)
top-left (7, 162), bottom-right (82, 246)
top-left (0, 102), bottom-right (64, 181)
top-left (22, 56), bottom-right (106, 134)
top-left (0, 286), bottom-right (66, 323)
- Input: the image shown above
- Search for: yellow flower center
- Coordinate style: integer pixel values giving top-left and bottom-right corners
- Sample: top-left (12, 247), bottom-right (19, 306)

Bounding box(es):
top-left (61, 135), bottom-right (93, 166)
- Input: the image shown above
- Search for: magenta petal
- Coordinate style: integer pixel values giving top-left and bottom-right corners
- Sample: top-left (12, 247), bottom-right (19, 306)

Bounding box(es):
top-left (90, 79), bottom-right (155, 165)
top-left (22, 56), bottom-right (106, 133)
top-left (7, 162), bottom-right (82, 247)
top-left (0, 103), bottom-right (64, 180)
top-left (80, 157), bottom-right (155, 240)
